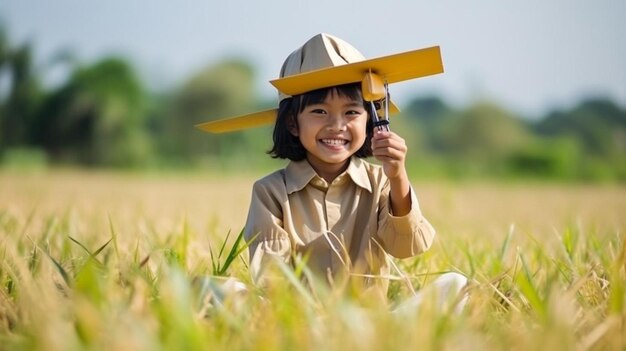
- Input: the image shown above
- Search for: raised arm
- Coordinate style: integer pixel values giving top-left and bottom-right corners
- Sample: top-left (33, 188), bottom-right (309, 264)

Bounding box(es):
top-left (371, 130), bottom-right (435, 257)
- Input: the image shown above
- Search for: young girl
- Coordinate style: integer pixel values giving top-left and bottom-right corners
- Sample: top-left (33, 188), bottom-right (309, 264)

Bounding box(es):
top-left (198, 33), bottom-right (467, 308)
top-left (242, 34), bottom-right (438, 300)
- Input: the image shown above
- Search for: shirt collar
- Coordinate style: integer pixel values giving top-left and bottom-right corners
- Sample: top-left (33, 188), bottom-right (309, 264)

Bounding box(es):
top-left (345, 157), bottom-right (373, 193)
top-left (285, 157), bottom-right (373, 194)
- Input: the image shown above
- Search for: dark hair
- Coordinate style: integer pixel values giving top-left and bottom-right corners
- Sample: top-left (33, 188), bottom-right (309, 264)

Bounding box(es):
top-left (268, 83), bottom-right (374, 160)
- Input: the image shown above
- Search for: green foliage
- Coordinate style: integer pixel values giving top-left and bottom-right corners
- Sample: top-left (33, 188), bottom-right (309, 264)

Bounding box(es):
top-left (403, 95), bottom-right (455, 154)
top-left (156, 59), bottom-right (259, 163)
top-left (405, 96), bottom-right (626, 181)
top-left (31, 57), bottom-right (151, 167)
top-left (536, 99), bottom-right (626, 156)
top-left (0, 147), bottom-right (47, 170)
top-left (533, 98), bottom-right (626, 181)
top-left (441, 102), bottom-right (531, 160)
top-left (505, 136), bottom-right (581, 179)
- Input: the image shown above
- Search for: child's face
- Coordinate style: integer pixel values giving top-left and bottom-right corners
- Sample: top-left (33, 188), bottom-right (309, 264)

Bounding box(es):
top-left (292, 91), bottom-right (368, 173)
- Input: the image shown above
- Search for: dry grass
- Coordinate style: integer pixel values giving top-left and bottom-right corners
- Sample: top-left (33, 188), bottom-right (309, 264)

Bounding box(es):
top-left (1, 169), bottom-right (625, 350)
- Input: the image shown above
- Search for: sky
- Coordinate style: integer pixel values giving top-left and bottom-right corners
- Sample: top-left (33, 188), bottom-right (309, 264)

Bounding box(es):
top-left (1, 0), bottom-right (625, 118)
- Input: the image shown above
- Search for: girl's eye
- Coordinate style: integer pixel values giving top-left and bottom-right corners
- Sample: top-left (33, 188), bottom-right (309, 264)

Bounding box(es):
top-left (311, 109), bottom-right (326, 115)
top-left (346, 110), bottom-right (364, 116)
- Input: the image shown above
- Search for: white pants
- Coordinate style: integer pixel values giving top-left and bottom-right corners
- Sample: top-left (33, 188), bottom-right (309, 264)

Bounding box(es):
top-left (197, 272), bottom-right (468, 315)
top-left (392, 272), bottom-right (469, 315)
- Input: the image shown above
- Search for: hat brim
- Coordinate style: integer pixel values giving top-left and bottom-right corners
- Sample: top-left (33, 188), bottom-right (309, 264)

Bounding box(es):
top-left (271, 46), bottom-right (443, 96)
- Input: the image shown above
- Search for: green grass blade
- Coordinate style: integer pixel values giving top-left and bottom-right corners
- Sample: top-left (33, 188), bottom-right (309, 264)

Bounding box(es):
top-left (92, 238), bottom-right (112, 257)
top-left (19, 205), bottom-right (38, 238)
top-left (43, 249), bottom-right (71, 287)
top-left (499, 225), bottom-right (514, 261)
top-left (68, 236), bottom-right (107, 268)
top-left (608, 237), bottom-right (625, 315)
top-left (217, 230), bottom-right (232, 261)
top-left (139, 254), bottom-right (151, 268)
top-left (275, 259), bottom-right (318, 308)
top-left (515, 251), bottom-right (546, 320)
top-left (208, 240), bottom-right (218, 275)
top-left (68, 235), bottom-right (93, 256)
top-left (108, 215), bottom-right (120, 264)
top-left (217, 229), bottom-right (248, 276)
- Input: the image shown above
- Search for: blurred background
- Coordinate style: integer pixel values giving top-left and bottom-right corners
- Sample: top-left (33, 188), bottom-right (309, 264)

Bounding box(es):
top-left (1, 0), bottom-right (625, 181)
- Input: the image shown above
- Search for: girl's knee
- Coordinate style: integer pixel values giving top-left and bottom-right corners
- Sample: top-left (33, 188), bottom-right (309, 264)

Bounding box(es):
top-left (436, 272), bottom-right (468, 290)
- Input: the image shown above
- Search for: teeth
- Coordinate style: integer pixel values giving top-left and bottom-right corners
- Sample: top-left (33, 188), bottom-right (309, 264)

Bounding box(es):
top-left (321, 139), bottom-right (347, 146)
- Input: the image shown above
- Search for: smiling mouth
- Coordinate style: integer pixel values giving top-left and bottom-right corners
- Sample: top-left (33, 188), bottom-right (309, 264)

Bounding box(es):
top-left (320, 138), bottom-right (349, 146)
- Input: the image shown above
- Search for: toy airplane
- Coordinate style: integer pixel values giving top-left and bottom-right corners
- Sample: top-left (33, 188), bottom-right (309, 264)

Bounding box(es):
top-left (195, 34), bottom-right (444, 134)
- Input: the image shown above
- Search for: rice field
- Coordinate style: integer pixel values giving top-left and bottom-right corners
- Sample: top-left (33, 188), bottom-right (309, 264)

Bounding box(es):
top-left (1, 169), bottom-right (625, 350)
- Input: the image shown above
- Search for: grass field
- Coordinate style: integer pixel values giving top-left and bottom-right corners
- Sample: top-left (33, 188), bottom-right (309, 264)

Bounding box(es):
top-left (1, 169), bottom-right (625, 350)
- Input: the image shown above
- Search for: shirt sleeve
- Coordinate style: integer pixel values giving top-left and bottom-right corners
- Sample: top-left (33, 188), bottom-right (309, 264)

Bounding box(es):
top-left (376, 182), bottom-right (436, 258)
top-left (243, 178), bottom-right (292, 284)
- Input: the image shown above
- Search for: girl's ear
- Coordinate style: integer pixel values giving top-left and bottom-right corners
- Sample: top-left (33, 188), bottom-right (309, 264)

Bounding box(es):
top-left (287, 114), bottom-right (299, 137)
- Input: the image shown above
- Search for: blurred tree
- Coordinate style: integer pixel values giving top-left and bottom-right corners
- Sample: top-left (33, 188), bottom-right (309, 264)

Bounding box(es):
top-left (32, 57), bottom-right (151, 166)
top-left (0, 26), bottom-right (42, 153)
top-left (403, 95), bottom-right (455, 153)
top-left (534, 98), bottom-right (626, 180)
top-left (440, 102), bottom-right (530, 159)
top-left (405, 95), bottom-right (452, 127)
top-left (505, 136), bottom-right (582, 179)
top-left (158, 59), bottom-right (256, 164)
top-left (434, 102), bottom-right (532, 176)
top-left (536, 98), bottom-right (626, 159)
top-left (0, 27), bottom-right (7, 146)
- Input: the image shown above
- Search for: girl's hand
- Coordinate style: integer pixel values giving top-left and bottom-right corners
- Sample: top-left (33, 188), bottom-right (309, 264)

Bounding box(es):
top-left (371, 130), bottom-right (408, 180)
top-left (372, 130), bottom-right (411, 216)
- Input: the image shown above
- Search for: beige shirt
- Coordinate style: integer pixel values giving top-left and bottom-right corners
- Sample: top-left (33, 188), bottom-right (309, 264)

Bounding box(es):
top-left (243, 157), bottom-right (435, 295)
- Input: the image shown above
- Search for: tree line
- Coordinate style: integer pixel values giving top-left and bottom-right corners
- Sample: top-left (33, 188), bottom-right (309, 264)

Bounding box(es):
top-left (1, 26), bottom-right (624, 181)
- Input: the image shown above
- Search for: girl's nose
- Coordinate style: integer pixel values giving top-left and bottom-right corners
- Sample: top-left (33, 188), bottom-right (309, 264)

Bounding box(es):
top-left (327, 114), bottom-right (346, 132)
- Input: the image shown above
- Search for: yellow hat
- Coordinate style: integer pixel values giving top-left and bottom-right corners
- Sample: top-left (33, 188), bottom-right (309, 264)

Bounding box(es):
top-left (196, 33), bottom-right (443, 133)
